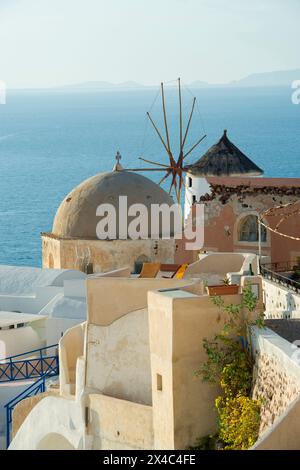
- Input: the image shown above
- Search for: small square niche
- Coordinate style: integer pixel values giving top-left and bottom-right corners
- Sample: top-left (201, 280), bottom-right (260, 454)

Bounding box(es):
top-left (157, 374), bottom-right (163, 391)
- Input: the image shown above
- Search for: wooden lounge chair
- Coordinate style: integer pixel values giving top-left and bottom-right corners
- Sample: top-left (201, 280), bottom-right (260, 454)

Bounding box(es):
top-left (160, 263), bottom-right (189, 279)
top-left (160, 263), bottom-right (181, 279)
top-left (139, 262), bottom-right (161, 278)
top-left (174, 263), bottom-right (188, 279)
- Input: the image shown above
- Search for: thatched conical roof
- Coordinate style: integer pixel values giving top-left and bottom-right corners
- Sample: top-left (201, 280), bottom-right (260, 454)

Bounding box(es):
top-left (185, 130), bottom-right (263, 177)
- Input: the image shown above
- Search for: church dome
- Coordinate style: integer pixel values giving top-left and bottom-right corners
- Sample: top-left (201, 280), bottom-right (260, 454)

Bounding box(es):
top-left (52, 167), bottom-right (174, 239)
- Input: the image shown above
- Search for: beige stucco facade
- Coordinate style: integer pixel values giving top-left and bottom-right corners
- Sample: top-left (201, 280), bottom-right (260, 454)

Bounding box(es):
top-left (12, 276), bottom-right (300, 451)
top-left (10, 253), bottom-right (263, 450)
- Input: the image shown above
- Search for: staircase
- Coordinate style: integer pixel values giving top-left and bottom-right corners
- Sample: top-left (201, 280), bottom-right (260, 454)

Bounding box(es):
top-left (0, 345), bottom-right (59, 448)
top-left (5, 371), bottom-right (59, 448)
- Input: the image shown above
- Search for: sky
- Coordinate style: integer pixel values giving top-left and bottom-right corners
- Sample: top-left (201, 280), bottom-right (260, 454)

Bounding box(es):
top-left (0, 0), bottom-right (299, 88)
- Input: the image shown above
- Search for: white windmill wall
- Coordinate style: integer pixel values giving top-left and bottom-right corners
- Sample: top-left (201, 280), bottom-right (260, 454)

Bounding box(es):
top-left (184, 173), bottom-right (210, 220)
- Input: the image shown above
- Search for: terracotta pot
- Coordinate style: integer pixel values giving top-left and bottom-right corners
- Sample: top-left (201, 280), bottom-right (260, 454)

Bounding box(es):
top-left (206, 284), bottom-right (239, 296)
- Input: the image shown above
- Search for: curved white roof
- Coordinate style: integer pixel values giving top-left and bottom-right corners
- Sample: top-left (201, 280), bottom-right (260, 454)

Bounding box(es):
top-left (0, 266), bottom-right (86, 296)
top-left (0, 311), bottom-right (47, 327)
top-left (38, 293), bottom-right (86, 320)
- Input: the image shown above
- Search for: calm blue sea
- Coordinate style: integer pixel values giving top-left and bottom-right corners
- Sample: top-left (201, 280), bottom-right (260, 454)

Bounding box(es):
top-left (0, 86), bottom-right (299, 267)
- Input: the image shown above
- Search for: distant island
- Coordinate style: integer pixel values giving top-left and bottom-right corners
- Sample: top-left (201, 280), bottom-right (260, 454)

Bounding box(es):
top-left (10, 68), bottom-right (300, 92)
top-left (192, 69), bottom-right (300, 88)
top-left (56, 80), bottom-right (145, 91)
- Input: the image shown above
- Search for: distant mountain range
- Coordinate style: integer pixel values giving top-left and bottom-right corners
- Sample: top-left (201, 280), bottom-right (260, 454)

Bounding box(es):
top-left (191, 69), bottom-right (300, 88)
top-left (11, 69), bottom-right (300, 92)
top-left (56, 80), bottom-right (145, 91)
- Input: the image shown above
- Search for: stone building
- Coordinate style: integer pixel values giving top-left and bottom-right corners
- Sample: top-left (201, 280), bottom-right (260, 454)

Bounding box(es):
top-left (42, 158), bottom-right (177, 273)
top-left (187, 176), bottom-right (300, 264)
top-left (183, 131), bottom-right (300, 264)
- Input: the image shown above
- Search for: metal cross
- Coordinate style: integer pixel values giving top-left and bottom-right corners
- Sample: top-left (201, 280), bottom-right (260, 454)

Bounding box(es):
top-left (115, 151), bottom-right (122, 164)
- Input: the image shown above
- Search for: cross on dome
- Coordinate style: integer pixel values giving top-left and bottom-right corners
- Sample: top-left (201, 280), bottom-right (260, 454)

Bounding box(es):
top-left (116, 151), bottom-right (121, 164)
top-left (113, 151), bottom-right (123, 171)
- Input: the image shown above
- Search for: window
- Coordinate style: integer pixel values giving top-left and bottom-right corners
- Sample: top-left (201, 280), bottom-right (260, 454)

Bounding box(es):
top-left (192, 195), bottom-right (196, 204)
top-left (238, 215), bottom-right (267, 242)
top-left (85, 262), bottom-right (94, 274)
top-left (188, 177), bottom-right (192, 188)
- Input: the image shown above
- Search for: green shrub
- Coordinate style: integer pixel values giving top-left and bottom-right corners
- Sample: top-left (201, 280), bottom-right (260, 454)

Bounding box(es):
top-left (220, 354), bottom-right (252, 397)
top-left (192, 284), bottom-right (264, 450)
top-left (216, 395), bottom-right (261, 450)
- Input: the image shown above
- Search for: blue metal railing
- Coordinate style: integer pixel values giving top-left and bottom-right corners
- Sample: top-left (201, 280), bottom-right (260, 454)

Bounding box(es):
top-left (0, 344), bottom-right (58, 383)
top-left (4, 370), bottom-right (59, 448)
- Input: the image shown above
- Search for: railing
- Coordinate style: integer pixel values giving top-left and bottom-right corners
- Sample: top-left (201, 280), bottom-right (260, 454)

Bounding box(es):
top-left (261, 261), bottom-right (299, 273)
top-left (260, 263), bottom-right (300, 294)
top-left (0, 344), bottom-right (59, 383)
top-left (4, 370), bottom-right (59, 448)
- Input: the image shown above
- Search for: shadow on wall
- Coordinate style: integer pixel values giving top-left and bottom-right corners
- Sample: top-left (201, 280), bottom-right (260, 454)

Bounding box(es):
top-left (36, 433), bottom-right (75, 450)
top-left (59, 322), bottom-right (86, 396)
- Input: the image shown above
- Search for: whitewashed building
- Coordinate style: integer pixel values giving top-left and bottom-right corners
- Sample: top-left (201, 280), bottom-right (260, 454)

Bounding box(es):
top-left (184, 130), bottom-right (263, 219)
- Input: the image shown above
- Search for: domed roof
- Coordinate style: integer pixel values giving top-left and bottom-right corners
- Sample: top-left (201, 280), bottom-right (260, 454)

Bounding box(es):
top-left (52, 168), bottom-right (174, 239)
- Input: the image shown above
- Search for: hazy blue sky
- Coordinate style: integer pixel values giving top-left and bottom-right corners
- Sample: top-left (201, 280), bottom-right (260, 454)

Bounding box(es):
top-left (0, 0), bottom-right (299, 88)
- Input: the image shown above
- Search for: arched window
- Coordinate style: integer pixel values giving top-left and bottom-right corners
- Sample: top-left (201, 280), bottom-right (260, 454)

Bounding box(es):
top-left (238, 215), bottom-right (267, 242)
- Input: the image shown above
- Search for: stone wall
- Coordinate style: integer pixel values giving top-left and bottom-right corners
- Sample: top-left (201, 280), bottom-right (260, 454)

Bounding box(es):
top-left (251, 327), bottom-right (300, 436)
top-left (263, 278), bottom-right (300, 319)
top-left (42, 234), bottom-right (176, 273)
top-left (252, 354), bottom-right (300, 434)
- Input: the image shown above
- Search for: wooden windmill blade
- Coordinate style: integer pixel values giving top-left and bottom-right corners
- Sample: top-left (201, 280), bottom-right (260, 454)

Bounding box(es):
top-left (161, 82), bottom-right (172, 155)
top-left (183, 134), bottom-right (207, 160)
top-left (125, 78), bottom-right (206, 204)
top-left (124, 167), bottom-right (171, 172)
top-left (138, 156), bottom-right (169, 168)
top-left (158, 170), bottom-right (172, 186)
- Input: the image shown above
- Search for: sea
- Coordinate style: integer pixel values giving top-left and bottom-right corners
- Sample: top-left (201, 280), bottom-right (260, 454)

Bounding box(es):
top-left (0, 85), bottom-right (299, 267)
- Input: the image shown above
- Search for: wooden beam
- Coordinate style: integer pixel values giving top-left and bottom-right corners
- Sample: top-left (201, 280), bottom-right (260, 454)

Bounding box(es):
top-left (178, 78), bottom-right (183, 153)
top-left (181, 97), bottom-right (196, 153)
top-left (158, 171), bottom-right (171, 185)
top-left (124, 167), bottom-right (170, 172)
top-left (161, 82), bottom-right (171, 153)
top-left (139, 157), bottom-right (169, 168)
top-left (147, 111), bottom-right (170, 155)
top-left (183, 134), bottom-right (207, 160)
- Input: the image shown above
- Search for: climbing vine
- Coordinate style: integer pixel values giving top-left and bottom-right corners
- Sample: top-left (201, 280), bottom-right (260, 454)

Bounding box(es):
top-left (192, 285), bottom-right (264, 450)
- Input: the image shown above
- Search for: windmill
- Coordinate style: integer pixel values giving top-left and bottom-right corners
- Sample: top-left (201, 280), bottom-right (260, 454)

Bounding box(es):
top-left (126, 78), bottom-right (206, 204)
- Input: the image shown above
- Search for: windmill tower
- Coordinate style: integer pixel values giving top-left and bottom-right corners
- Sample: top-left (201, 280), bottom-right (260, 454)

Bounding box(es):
top-left (184, 130), bottom-right (264, 219)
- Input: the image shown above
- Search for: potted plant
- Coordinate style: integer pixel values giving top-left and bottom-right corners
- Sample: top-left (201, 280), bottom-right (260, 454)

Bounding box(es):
top-left (206, 276), bottom-right (239, 296)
